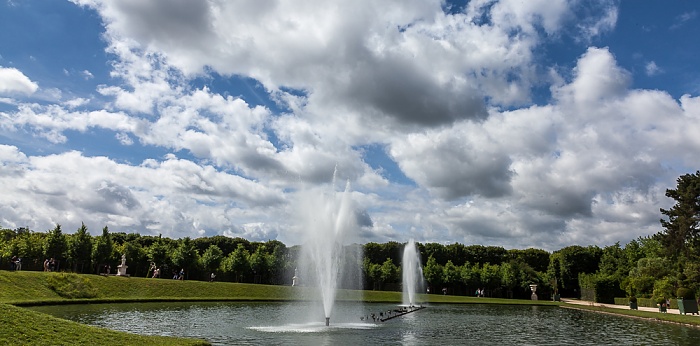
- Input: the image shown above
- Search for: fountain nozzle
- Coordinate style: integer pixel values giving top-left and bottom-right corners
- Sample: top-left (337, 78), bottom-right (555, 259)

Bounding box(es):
top-left (325, 317), bottom-right (330, 326)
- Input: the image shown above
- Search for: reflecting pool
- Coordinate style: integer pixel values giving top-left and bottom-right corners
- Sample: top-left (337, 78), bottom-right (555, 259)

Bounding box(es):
top-left (30, 302), bottom-right (700, 345)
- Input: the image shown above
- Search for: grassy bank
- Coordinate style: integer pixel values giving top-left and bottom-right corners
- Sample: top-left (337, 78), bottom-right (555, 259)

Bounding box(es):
top-left (562, 304), bottom-right (700, 327)
top-left (0, 270), bottom-right (558, 306)
top-left (0, 303), bottom-right (208, 346)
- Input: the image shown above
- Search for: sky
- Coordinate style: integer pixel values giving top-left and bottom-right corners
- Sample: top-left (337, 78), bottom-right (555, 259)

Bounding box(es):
top-left (1, 0), bottom-right (699, 251)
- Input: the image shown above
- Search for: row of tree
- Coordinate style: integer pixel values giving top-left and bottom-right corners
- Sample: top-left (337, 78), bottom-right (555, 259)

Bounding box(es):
top-left (2, 171), bottom-right (699, 302)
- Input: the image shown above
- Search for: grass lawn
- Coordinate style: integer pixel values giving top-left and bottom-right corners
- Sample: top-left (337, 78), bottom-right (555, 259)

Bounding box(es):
top-left (0, 303), bottom-right (208, 346)
top-left (562, 304), bottom-right (700, 327)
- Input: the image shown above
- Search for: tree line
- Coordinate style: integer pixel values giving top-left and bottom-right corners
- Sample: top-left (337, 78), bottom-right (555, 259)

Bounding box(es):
top-left (2, 171), bottom-right (699, 302)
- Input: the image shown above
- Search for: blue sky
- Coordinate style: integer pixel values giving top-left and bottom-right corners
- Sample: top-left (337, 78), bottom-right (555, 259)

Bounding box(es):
top-left (1, 0), bottom-right (699, 250)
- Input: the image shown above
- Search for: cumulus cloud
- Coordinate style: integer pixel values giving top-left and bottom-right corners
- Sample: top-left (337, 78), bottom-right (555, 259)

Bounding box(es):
top-left (0, 67), bottom-right (39, 96)
top-left (4, 1), bottom-right (699, 251)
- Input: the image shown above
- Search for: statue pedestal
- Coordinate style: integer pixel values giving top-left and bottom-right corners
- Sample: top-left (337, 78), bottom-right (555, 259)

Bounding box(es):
top-left (116, 265), bottom-right (129, 276)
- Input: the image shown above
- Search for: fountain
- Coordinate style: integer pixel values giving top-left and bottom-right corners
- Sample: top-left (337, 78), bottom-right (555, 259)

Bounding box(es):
top-left (296, 172), bottom-right (360, 327)
top-left (402, 239), bottom-right (424, 306)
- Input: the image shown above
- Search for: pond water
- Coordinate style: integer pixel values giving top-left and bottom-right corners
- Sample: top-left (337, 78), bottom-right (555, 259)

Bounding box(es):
top-left (31, 302), bottom-right (700, 345)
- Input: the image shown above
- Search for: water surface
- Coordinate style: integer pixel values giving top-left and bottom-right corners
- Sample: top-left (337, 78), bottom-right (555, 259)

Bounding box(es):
top-left (31, 302), bottom-right (700, 345)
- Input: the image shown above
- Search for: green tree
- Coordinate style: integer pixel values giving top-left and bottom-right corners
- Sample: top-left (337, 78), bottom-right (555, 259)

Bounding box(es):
top-left (69, 223), bottom-right (93, 273)
top-left (147, 239), bottom-right (170, 269)
top-left (92, 226), bottom-right (114, 273)
top-left (379, 257), bottom-right (399, 285)
top-left (44, 224), bottom-right (68, 270)
top-left (460, 263), bottom-right (480, 290)
top-left (442, 260), bottom-right (460, 288)
top-left (659, 171), bottom-right (700, 260)
top-left (625, 257), bottom-right (671, 297)
top-left (423, 256), bottom-right (443, 291)
top-left (480, 263), bottom-right (502, 290)
top-left (547, 245), bottom-right (602, 297)
top-left (222, 243), bottom-right (250, 282)
top-left (200, 244), bottom-right (224, 275)
top-left (171, 237), bottom-right (199, 279)
top-left (362, 258), bottom-right (382, 290)
top-left (249, 245), bottom-right (271, 284)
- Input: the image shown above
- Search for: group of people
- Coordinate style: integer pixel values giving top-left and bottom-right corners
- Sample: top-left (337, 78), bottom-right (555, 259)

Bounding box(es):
top-left (43, 258), bottom-right (57, 272)
top-left (475, 288), bottom-right (486, 297)
top-left (9, 256), bottom-right (21, 271)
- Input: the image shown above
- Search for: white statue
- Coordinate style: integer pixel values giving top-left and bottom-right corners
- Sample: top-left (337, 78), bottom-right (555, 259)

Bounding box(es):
top-left (116, 254), bottom-right (129, 276)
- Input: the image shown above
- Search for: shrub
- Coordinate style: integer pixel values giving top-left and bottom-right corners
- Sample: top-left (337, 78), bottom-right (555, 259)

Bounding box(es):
top-left (677, 287), bottom-right (695, 300)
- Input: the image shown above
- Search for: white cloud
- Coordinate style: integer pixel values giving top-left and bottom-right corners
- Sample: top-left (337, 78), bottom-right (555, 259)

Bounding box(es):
top-left (63, 97), bottom-right (90, 108)
top-left (645, 61), bottom-right (662, 76)
top-left (0, 66), bottom-right (39, 96)
top-left (81, 70), bottom-right (94, 79)
top-left (4, 1), bottom-right (699, 251)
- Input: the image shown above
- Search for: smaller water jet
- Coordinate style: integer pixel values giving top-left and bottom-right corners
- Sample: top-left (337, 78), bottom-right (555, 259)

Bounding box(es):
top-left (402, 239), bottom-right (425, 307)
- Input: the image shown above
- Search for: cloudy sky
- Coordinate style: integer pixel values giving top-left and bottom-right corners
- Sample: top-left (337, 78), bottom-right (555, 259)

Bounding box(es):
top-left (1, 0), bottom-right (699, 251)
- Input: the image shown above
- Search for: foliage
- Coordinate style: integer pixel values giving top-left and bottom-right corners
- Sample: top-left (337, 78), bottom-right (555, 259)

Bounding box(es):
top-left (44, 224), bottom-right (68, 265)
top-left (171, 237), bottom-right (200, 277)
top-left (221, 243), bottom-right (250, 282)
top-left (92, 226), bottom-right (114, 273)
top-left (652, 277), bottom-right (675, 302)
top-left (68, 223), bottom-right (93, 273)
top-left (380, 257), bottom-right (399, 284)
top-left (422, 256), bottom-right (443, 288)
top-left (200, 245), bottom-right (224, 274)
top-left (659, 171), bottom-right (700, 260)
top-left (677, 287), bottom-right (695, 300)
top-left (547, 245), bottom-right (602, 296)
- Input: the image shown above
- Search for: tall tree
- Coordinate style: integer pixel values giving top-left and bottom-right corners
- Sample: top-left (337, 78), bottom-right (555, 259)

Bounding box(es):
top-left (44, 224), bottom-right (68, 270)
top-left (659, 171), bottom-right (700, 260)
top-left (92, 226), bottom-right (114, 273)
top-left (423, 256), bottom-right (443, 291)
top-left (69, 222), bottom-right (93, 273)
top-left (171, 237), bottom-right (199, 278)
top-left (200, 244), bottom-right (224, 275)
top-left (223, 243), bottom-right (250, 282)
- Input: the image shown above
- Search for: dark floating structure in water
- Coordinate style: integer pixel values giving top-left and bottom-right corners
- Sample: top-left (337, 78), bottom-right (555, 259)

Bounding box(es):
top-left (361, 305), bottom-right (426, 323)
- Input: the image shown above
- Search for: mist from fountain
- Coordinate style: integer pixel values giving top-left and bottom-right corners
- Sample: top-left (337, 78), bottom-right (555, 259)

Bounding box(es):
top-left (402, 239), bottom-right (425, 306)
top-left (297, 173), bottom-right (359, 326)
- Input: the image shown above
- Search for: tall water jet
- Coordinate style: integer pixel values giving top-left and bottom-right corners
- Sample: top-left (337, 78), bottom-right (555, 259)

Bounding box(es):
top-left (296, 173), bottom-right (359, 326)
top-left (402, 239), bottom-right (424, 306)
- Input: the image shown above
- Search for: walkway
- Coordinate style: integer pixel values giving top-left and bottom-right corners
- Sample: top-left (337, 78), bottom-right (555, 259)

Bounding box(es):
top-left (561, 298), bottom-right (699, 316)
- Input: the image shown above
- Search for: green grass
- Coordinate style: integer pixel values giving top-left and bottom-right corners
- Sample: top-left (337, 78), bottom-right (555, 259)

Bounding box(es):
top-left (0, 303), bottom-right (208, 346)
top-left (563, 304), bottom-right (700, 327)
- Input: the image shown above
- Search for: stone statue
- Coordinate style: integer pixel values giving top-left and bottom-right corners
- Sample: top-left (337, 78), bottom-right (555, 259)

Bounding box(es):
top-left (292, 267), bottom-right (299, 286)
top-left (116, 254), bottom-right (129, 276)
